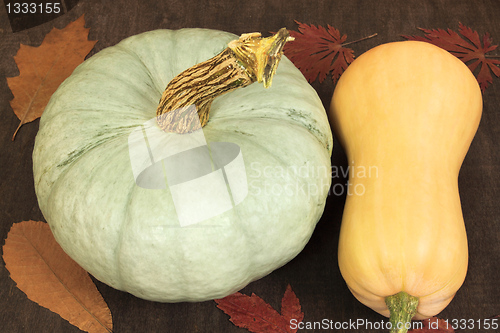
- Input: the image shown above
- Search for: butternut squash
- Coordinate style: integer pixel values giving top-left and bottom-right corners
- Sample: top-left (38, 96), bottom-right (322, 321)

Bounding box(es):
top-left (329, 41), bottom-right (482, 332)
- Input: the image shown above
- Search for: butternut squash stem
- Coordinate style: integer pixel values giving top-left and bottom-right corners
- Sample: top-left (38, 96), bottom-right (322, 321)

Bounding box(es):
top-left (385, 291), bottom-right (419, 333)
top-left (155, 28), bottom-right (294, 134)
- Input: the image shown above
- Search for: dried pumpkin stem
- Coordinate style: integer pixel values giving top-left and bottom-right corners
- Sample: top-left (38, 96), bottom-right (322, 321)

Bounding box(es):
top-left (156, 28), bottom-right (294, 133)
top-left (385, 291), bottom-right (419, 333)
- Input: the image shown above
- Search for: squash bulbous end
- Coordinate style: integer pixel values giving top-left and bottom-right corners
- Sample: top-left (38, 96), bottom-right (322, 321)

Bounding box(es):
top-left (385, 291), bottom-right (419, 333)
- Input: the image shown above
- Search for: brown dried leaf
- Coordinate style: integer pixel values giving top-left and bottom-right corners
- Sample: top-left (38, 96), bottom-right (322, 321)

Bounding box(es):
top-left (215, 292), bottom-right (287, 332)
top-left (282, 21), bottom-right (376, 84)
top-left (283, 21), bottom-right (354, 84)
top-left (7, 15), bottom-right (97, 140)
top-left (2, 221), bottom-right (112, 333)
top-left (403, 23), bottom-right (500, 92)
top-left (280, 285), bottom-right (304, 332)
top-left (215, 284), bottom-right (304, 333)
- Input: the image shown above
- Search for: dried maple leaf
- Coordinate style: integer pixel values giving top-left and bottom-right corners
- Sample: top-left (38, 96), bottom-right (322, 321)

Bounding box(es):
top-left (403, 23), bottom-right (500, 92)
top-left (409, 317), bottom-right (454, 332)
top-left (2, 221), bottom-right (112, 333)
top-left (280, 284), bottom-right (304, 328)
top-left (283, 21), bottom-right (376, 84)
top-left (215, 284), bottom-right (304, 333)
top-left (7, 15), bottom-right (97, 140)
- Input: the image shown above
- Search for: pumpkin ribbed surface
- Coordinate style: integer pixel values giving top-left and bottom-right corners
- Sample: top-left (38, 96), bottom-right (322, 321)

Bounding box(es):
top-left (33, 29), bottom-right (332, 302)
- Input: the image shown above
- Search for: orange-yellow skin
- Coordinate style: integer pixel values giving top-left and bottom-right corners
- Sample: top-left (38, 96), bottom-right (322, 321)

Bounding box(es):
top-left (330, 41), bottom-right (482, 320)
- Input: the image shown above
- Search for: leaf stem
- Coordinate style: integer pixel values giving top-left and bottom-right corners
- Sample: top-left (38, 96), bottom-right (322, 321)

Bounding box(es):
top-left (341, 33), bottom-right (378, 47)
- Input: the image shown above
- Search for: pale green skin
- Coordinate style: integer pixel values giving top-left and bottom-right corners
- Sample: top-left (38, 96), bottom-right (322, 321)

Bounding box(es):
top-left (33, 28), bottom-right (333, 302)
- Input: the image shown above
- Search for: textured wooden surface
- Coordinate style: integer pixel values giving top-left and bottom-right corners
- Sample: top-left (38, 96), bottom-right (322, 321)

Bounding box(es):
top-left (1, 0), bottom-right (499, 332)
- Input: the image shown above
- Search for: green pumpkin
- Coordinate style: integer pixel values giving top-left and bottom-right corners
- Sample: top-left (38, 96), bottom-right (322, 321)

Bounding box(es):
top-left (33, 28), bottom-right (332, 302)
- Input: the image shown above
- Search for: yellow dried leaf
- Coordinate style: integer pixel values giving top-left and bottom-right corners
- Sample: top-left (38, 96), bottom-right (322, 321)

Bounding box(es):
top-left (7, 15), bottom-right (97, 140)
top-left (2, 221), bottom-right (112, 333)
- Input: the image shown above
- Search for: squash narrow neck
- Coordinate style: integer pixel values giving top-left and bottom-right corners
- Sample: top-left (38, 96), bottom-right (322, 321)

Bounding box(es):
top-left (155, 28), bottom-right (293, 134)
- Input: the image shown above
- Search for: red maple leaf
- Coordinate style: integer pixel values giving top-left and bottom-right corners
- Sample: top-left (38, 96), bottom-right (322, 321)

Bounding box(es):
top-left (283, 21), bottom-right (355, 84)
top-left (403, 23), bottom-right (500, 92)
top-left (215, 284), bottom-right (304, 333)
top-left (409, 317), bottom-right (455, 332)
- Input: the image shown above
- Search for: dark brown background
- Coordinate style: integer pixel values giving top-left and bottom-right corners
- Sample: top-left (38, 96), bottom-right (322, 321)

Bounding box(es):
top-left (1, 0), bottom-right (499, 332)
